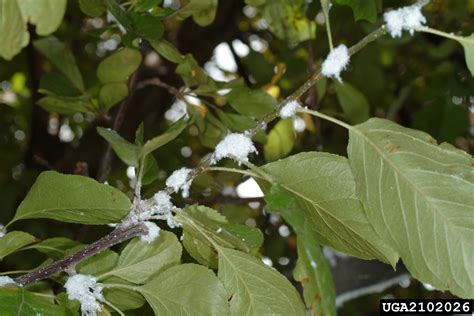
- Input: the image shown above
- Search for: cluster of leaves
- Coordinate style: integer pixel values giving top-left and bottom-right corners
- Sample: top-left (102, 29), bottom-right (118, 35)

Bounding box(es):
top-left (0, 0), bottom-right (473, 315)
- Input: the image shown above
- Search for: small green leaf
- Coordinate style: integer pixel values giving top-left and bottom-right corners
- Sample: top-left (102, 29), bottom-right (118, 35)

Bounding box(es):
top-left (333, 0), bottom-right (377, 23)
top-left (0, 231), bottom-right (37, 261)
top-left (138, 264), bottom-right (230, 315)
top-left (17, 0), bottom-right (67, 36)
top-left (39, 72), bottom-right (81, 97)
top-left (0, 0), bottom-right (29, 60)
top-left (348, 118), bottom-right (474, 298)
top-left (176, 54), bottom-right (214, 88)
top-left (33, 37), bottom-right (84, 91)
top-left (0, 288), bottom-right (70, 316)
top-left (78, 249), bottom-right (119, 276)
top-left (104, 0), bottom-right (133, 31)
top-left (79, 0), bottom-right (106, 17)
top-left (97, 127), bottom-right (141, 166)
top-left (217, 247), bottom-right (306, 315)
top-left (460, 34), bottom-right (474, 76)
top-left (263, 118), bottom-right (295, 162)
top-left (150, 39), bottom-right (185, 63)
top-left (334, 82), bottom-right (370, 124)
top-left (13, 171), bottom-right (130, 225)
top-left (37, 95), bottom-right (91, 115)
top-left (261, 152), bottom-right (399, 265)
top-left (192, 0), bottom-right (218, 26)
top-left (226, 86), bottom-right (277, 119)
top-left (129, 12), bottom-right (164, 40)
top-left (134, 0), bottom-right (162, 12)
top-left (97, 47), bottom-right (142, 84)
top-left (99, 82), bottom-right (128, 110)
top-left (141, 119), bottom-right (187, 157)
top-left (141, 155), bottom-right (159, 185)
top-left (23, 237), bottom-right (80, 260)
top-left (102, 277), bottom-right (146, 311)
top-left (98, 231), bottom-right (182, 284)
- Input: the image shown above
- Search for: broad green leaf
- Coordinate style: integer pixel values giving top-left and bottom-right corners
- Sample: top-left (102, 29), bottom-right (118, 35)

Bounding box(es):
top-left (0, 288), bottom-right (69, 316)
top-left (260, 0), bottom-right (316, 44)
top-left (97, 47), bottom-right (142, 84)
top-left (334, 82), bottom-right (370, 124)
top-left (138, 264), bottom-right (230, 315)
top-left (33, 37), bottom-right (84, 91)
top-left (98, 231), bottom-right (182, 284)
top-left (0, 0), bottom-right (29, 60)
top-left (37, 95), bottom-right (91, 115)
top-left (261, 152), bottom-right (398, 265)
top-left (13, 171), bottom-right (130, 224)
top-left (78, 249), bottom-right (119, 276)
top-left (348, 118), bottom-right (474, 298)
top-left (99, 82), bottom-right (128, 110)
top-left (333, 0), bottom-right (377, 23)
top-left (18, 0), bottom-right (67, 36)
top-left (141, 119), bottom-right (187, 157)
top-left (79, 0), bottom-right (106, 17)
top-left (263, 118), bottom-right (295, 162)
top-left (460, 34), bottom-right (474, 76)
top-left (217, 247), bottom-right (306, 315)
top-left (23, 237), bottom-right (80, 260)
top-left (226, 87), bottom-right (277, 119)
top-left (178, 205), bottom-right (263, 268)
top-left (97, 127), bottom-right (141, 166)
top-left (150, 39), bottom-right (185, 63)
top-left (0, 231), bottom-right (37, 261)
top-left (102, 277), bottom-right (146, 311)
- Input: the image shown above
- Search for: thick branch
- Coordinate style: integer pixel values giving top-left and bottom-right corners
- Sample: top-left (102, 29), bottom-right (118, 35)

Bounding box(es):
top-left (14, 223), bottom-right (147, 286)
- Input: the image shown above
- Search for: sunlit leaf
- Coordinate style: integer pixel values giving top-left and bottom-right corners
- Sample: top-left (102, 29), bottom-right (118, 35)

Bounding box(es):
top-left (97, 47), bottom-right (142, 84)
top-left (460, 34), bottom-right (474, 76)
top-left (18, 0), bottom-right (67, 36)
top-left (0, 231), bottom-right (37, 261)
top-left (99, 82), bottom-right (128, 110)
top-left (263, 118), bottom-right (295, 162)
top-left (0, 288), bottom-right (69, 316)
top-left (0, 0), bottom-right (29, 60)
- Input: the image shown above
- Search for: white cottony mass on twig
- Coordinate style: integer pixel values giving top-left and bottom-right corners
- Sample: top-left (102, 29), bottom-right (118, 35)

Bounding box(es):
top-left (0, 276), bottom-right (16, 287)
top-left (212, 133), bottom-right (257, 164)
top-left (165, 99), bottom-right (188, 123)
top-left (384, 4), bottom-right (426, 38)
top-left (140, 221), bottom-right (160, 243)
top-left (65, 274), bottom-right (104, 316)
top-left (321, 44), bottom-right (350, 82)
top-left (166, 167), bottom-right (193, 198)
top-left (279, 100), bottom-right (300, 119)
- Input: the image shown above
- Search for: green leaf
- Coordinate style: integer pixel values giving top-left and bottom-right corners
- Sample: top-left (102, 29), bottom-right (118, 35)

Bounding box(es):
top-left (99, 82), bottom-right (128, 110)
top-left (215, 109), bottom-right (266, 144)
top-left (260, 0), bottom-right (316, 44)
top-left (78, 249), bottom-right (119, 276)
top-left (79, 0), bottom-right (106, 17)
top-left (17, 0), bottom-right (67, 36)
top-left (0, 231), bottom-right (37, 261)
top-left (460, 34), bottom-right (474, 76)
top-left (134, 0), bottom-right (161, 12)
top-left (334, 82), bottom-right (370, 124)
top-left (37, 95), bottom-right (91, 115)
top-left (261, 152), bottom-right (399, 265)
top-left (178, 205), bottom-right (263, 268)
top-left (98, 231), bottom-right (182, 284)
top-left (217, 247), bottom-right (306, 315)
top-left (226, 87), bottom-right (277, 119)
top-left (150, 39), bottom-right (185, 63)
top-left (0, 288), bottom-right (70, 316)
top-left (23, 237), bottom-right (80, 260)
top-left (129, 11), bottom-right (164, 40)
top-left (104, 0), bottom-right (133, 31)
top-left (192, 0), bottom-right (218, 26)
top-left (33, 37), bottom-right (84, 91)
top-left (141, 154), bottom-right (159, 185)
top-left (245, 0), bottom-right (266, 6)
top-left (0, 0), bottom-right (29, 60)
top-left (333, 0), bottom-right (377, 23)
top-left (176, 54), bottom-right (214, 88)
top-left (348, 118), bottom-right (474, 298)
top-left (141, 119), bottom-right (187, 157)
top-left (138, 264), bottom-right (230, 315)
top-left (13, 171), bottom-right (130, 225)
top-left (39, 72), bottom-right (81, 97)
top-left (263, 118), bottom-right (295, 162)
top-left (102, 277), bottom-right (146, 311)
top-left (97, 127), bottom-right (141, 166)
top-left (97, 47), bottom-right (142, 84)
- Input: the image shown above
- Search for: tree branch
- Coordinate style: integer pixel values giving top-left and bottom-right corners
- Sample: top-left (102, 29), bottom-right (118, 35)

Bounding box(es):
top-left (14, 223), bottom-right (147, 286)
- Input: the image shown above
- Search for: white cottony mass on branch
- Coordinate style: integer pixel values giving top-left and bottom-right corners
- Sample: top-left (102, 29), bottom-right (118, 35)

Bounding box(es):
top-left (279, 100), bottom-right (300, 119)
top-left (166, 167), bottom-right (193, 198)
top-left (65, 274), bottom-right (104, 316)
top-left (384, 4), bottom-right (426, 38)
top-left (140, 221), bottom-right (160, 243)
top-left (212, 133), bottom-right (257, 164)
top-left (321, 44), bottom-right (350, 82)
top-left (0, 276), bottom-right (16, 287)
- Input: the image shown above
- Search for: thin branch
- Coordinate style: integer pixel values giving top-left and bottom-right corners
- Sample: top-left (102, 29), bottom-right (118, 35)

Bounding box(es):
top-left (320, 0), bottom-right (334, 50)
top-left (415, 26), bottom-right (473, 44)
top-left (14, 223), bottom-right (147, 286)
top-left (136, 77), bottom-right (183, 97)
top-left (298, 108), bottom-right (353, 130)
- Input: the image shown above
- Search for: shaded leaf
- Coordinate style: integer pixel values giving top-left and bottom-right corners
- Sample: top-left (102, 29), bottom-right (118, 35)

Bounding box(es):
top-left (78, 249), bottom-right (119, 276)
top-left (141, 155), bottom-right (159, 185)
top-left (217, 247), bottom-right (306, 315)
top-left (348, 118), bottom-right (474, 298)
top-left (97, 127), bottom-right (141, 167)
top-left (102, 277), bottom-right (146, 311)
top-left (0, 0), bottom-right (29, 60)
top-left (226, 87), bottom-right (277, 119)
top-left (98, 231), bottom-right (182, 284)
top-left (263, 118), bottom-right (295, 162)
top-left (18, 0), bottom-right (67, 36)
top-left (0, 231), bottom-right (37, 261)
top-left (460, 34), bottom-right (474, 76)
top-left (141, 119), bottom-right (187, 157)
top-left (0, 288), bottom-right (69, 316)
top-left (334, 82), bottom-right (370, 124)
top-left (79, 0), bottom-right (106, 17)
top-left (333, 0), bottom-right (377, 23)
top-left (13, 171), bottom-right (130, 224)
top-left (99, 82), bottom-right (128, 110)
top-left (261, 152), bottom-right (398, 265)
top-left (138, 264), bottom-right (230, 315)
top-left (97, 47), bottom-right (142, 84)
top-left (39, 72), bottom-right (81, 97)
top-left (23, 237), bottom-right (80, 260)
top-left (129, 11), bottom-right (164, 40)
top-left (37, 95), bottom-right (91, 115)
top-left (150, 39), bottom-right (185, 63)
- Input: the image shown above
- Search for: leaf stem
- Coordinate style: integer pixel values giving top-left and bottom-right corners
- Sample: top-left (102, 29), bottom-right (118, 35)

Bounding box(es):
top-left (298, 108), bottom-right (353, 130)
top-left (320, 0), bottom-right (334, 50)
top-left (415, 26), bottom-right (473, 44)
